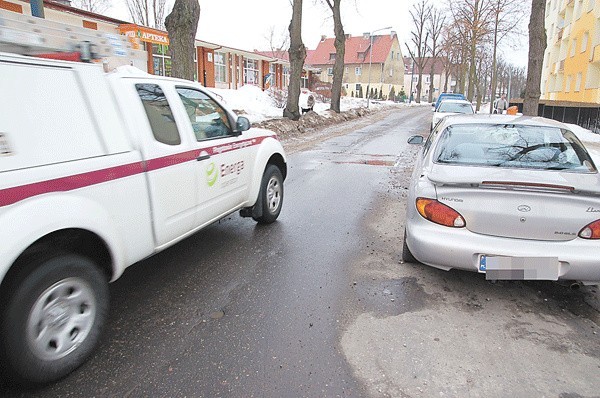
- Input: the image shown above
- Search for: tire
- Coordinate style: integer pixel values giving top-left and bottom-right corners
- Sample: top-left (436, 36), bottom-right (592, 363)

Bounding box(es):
top-left (402, 230), bottom-right (418, 263)
top-left (0, 253), bottom-right (109, 385)
top-left (253, 164), bottom-right (284, 224)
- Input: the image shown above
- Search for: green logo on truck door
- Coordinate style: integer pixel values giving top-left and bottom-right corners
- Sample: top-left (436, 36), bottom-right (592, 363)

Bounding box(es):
top-left (206, 162), bottom-right (218, 187)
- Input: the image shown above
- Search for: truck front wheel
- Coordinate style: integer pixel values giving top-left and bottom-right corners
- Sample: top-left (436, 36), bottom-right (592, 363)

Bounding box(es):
top-left (0, 253), bottom-right (109, 385)
top-left (253, 164), bottom-right (284, 224)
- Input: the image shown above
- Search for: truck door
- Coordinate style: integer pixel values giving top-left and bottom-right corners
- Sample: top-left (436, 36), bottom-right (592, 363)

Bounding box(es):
top-left (135, 83), bottom-right (198, 247)
top-left (173, 86), bottom-right (253, 226)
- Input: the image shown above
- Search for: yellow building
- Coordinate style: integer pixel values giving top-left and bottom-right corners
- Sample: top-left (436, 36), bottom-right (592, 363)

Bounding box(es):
top-left (541, 0), bottom-right (600, 103)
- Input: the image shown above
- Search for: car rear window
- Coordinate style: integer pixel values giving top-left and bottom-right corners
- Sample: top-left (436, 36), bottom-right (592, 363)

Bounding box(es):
top-left (434, 124), bottom-right (597, 172)
top-left (437, 102), bottom-right (473, 114)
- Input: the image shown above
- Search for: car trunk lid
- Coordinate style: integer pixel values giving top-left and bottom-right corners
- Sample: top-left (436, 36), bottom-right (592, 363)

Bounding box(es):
top-left (428, 164), bottom-right (600, 241)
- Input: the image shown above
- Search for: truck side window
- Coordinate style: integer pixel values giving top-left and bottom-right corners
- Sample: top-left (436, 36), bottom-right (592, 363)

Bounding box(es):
top-left (176, 87), bottom-right (232, 141)
top-left (136, 83), bottom-right (181, 145)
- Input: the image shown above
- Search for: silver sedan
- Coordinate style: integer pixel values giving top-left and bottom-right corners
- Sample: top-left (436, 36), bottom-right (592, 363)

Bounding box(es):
top-left (404, 114), bottom-right (600, 284)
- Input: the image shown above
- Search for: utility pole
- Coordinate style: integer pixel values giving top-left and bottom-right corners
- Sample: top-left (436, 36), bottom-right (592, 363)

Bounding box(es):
top-left (366, 26), bottom-right (392, 108)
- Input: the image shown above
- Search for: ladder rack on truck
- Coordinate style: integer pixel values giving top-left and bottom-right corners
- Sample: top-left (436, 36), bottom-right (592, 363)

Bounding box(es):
top-left (0, 8), bottom-right (147, 69)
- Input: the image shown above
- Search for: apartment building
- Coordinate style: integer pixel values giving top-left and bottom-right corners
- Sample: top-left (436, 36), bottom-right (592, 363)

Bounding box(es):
top-left (541, 0), bottom-right (600, 103)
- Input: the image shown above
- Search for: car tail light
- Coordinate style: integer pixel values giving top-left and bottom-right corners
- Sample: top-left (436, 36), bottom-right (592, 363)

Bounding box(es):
top-left (579, 219), bottom-right (600, 239)
top-left (416, 198), bottom-right (466, 228)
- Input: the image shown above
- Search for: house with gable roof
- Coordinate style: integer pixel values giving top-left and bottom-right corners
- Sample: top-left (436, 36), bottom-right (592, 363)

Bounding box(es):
top-left (306, 32), bottom-right (405, 99)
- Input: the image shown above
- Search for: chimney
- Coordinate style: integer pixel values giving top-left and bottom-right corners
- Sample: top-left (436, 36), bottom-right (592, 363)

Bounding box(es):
top-left (363, 32), bottom-right (370, 40)
top-left (321, 35), bottom-right (327, 42)
top-left (390, 31), bottom-right (396, 38)
top-left (345, 33), bottom-right (351, 39)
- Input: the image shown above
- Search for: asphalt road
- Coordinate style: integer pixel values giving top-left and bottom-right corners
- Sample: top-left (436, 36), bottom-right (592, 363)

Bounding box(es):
top-left (3, 106), bottom-right (599, 397)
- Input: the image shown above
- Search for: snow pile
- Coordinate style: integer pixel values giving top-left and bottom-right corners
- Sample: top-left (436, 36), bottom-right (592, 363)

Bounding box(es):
top-left (209, 85), bottom-right (409, 123)
top-left (567, 123), bottom-right (600, 165)
top-left (210, 85), bottom-right (282, 123)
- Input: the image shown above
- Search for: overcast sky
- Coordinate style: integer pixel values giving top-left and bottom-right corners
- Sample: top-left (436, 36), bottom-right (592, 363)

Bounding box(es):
top-left (105, 0), bottom-right (529, 67)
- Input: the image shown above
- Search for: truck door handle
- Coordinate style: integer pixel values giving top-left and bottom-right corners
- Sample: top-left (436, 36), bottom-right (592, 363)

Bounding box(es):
top-left (196, 154), bottom-right (211, 161)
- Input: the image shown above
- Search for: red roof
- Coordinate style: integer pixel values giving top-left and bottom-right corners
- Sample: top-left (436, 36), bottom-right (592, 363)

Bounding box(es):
top-left (254, 50), bottom-right (289, 61)
top-left (404, 56), bottom-right (446, 75)
top-left (306, 34), bottom-right (396, 66)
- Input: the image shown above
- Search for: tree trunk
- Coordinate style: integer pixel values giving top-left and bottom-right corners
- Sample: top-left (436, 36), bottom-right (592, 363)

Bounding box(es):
top-left (489, 7), bottom-right (499, 112)
top-left (165, 0), bottom-right (200, 81)
top-left (328, 0), bottom-right (345, 113)
top-left (284, 0), bottom-right (306, 120)
top-left (416, 73), bottom-right (422, 103)
top-left (523, 0), bottom-right (546, 116)
top-left (428, 68), bottom-right (434, 103)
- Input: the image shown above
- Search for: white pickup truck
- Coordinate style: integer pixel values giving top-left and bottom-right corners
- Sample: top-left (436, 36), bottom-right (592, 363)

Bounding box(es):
top-left (0, 52), bottom-right (287, 384)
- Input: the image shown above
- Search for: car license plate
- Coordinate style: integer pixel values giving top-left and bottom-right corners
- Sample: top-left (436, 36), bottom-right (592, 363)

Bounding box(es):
top-left (479, 255), bottom-right (559, 280)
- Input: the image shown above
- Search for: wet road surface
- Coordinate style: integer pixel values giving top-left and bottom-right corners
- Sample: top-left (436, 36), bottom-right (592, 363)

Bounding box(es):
top-left (2, 105), bottom-right (599, 397)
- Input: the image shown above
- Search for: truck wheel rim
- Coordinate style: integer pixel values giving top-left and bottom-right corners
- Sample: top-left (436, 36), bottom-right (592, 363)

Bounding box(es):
top-left (27, 277), bottom-right (96, 361)
top-left (266, 176), bottom-right (281, 213)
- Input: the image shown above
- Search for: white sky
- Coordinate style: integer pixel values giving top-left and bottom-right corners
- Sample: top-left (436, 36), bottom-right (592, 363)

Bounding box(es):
top-left (105, 0), bottom-right (529, 67)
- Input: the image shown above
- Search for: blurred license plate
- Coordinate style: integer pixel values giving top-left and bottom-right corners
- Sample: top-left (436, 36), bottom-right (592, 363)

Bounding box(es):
top-left (479, 255), bottom-right (559, 280)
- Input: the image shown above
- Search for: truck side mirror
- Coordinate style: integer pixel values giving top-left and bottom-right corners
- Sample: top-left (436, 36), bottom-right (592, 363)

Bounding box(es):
top-left (235, 116), bottom-right (251, 133)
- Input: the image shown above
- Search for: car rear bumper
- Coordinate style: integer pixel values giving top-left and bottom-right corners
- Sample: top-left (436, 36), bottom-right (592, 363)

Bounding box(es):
top-left (406, 218), bottom-right (600, 282)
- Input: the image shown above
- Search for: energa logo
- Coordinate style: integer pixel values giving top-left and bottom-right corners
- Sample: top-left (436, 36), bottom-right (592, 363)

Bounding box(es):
top-left (206, 162), bottom-right (218, 187)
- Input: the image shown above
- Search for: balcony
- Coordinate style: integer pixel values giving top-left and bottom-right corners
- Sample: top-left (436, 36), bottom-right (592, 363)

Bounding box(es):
top-left (556, 28), bottom-right (563, 43)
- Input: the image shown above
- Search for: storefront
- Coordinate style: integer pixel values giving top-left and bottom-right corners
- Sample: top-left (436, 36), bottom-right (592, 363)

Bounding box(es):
top-left (119, 24), bottom-right (170, 77)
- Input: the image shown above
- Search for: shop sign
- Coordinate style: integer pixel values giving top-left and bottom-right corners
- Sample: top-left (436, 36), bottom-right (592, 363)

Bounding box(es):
top-left (119, 25), bottom-right (169, 45)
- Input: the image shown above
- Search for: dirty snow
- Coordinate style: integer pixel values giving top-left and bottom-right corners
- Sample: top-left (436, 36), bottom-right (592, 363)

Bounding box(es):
top-left (210, 85), bottom-right (403, 124)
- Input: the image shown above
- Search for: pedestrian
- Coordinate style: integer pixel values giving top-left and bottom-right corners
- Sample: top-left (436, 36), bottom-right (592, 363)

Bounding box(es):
top-left (495, 95), bottom-right (508, 114)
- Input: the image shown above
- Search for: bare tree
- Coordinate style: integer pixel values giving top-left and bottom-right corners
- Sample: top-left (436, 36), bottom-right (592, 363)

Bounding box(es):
top-left (126, 0), bottom-right (169, 30)
top-left (406, 0), bottom-right (431, 103)
top-left (323, 0), bottom-right (345, 113)
top-left (426, 6), bottom-right (445, 102)
top-left (164, 0), bottom-right (199, 81)
top-left (523, 0), bottom-right (546, 116)
top-left (71, 0), bottom-right (110, 14)
top-left (264, 26), bottom-right (290, 59)
top-left (448, 0), bottom-right (494, 101)
top-left (284, 0), bottom-right (306, 120)
top-left (488, 0), bottom-right (524, 112)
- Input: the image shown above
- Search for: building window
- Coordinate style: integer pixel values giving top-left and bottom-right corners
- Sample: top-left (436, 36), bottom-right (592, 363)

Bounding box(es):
top-left (391, 51), bottom-right (394, 59)
top-left (215, 52), bottom-right (227, 83)
top-left (329, 53), bottom-right (336, 61)
top-left (328, 67), bottom-right (334, 76)
top-left (151, 44), bottom-right (172, 77)
top-left (345, 67), bottom-right (349, 74)
top-left (389, 68), bottom-right (393, 77)
top-left (570, 39), bottom-right (577, 57)
top-left (355, 67), bottom-right (361, 76)
top-left (575, 72), bottom-right (582, 91)
top-left (283, 66), bottom-right (290, 87)
top-left (243, 58), bottom-right (259, 85)
top-left (566, 75), bottom-right (572, 92)
top-left (581, 32), bottom-right (589, 52)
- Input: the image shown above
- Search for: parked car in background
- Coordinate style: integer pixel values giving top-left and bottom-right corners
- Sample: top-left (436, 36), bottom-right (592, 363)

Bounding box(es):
top-left (431, 99), bottom-right (474, 130)
top-left (404, 114), bottom-right (600, 284)
top-left (433, 92), bottom-right (466, 110)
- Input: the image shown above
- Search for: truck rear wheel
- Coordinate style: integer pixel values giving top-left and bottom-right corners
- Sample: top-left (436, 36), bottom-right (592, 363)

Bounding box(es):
top-left (0, 253), bottom-right (109, 385)
top-left (253, 164), bottom-right (284, 224)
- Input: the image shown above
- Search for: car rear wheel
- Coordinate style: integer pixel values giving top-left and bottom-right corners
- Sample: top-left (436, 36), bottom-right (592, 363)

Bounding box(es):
top-left (253, 164), bottom-right (284, 224)
top-left (402, 230), bottom-right (418, 263)
top-left (0, 253), bottom-right (109, 385)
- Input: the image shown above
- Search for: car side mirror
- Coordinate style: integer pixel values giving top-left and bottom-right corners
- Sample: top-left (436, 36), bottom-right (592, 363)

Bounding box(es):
top-left (235, 116), bottom-right (251, 133)
top-left (407, 135), bottom-right (424, 145)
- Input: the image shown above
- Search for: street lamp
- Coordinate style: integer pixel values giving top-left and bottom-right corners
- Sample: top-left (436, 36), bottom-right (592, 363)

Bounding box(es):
top-left (366, 26), bottom-right (392, 108)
